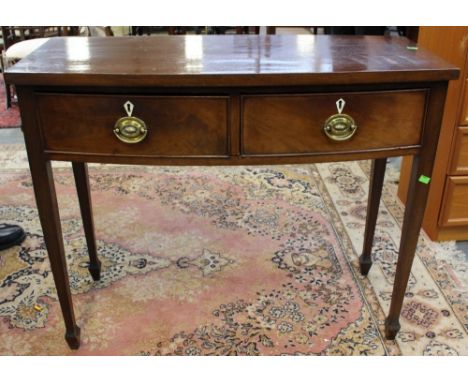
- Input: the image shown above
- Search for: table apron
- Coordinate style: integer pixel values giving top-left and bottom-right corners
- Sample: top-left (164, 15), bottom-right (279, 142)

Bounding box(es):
top-left (43, 147), bottom-right (421, 166)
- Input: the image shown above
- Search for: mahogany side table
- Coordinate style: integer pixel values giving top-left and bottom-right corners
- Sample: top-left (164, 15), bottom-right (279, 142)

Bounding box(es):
top-left (5, 35), bottom-right (459, 349)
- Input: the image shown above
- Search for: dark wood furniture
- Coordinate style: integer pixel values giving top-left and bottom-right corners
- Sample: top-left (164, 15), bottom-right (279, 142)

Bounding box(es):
top-left (398, 27), bottom-right (468, 241)
top-left (5, 35), bottom-right (458, 349)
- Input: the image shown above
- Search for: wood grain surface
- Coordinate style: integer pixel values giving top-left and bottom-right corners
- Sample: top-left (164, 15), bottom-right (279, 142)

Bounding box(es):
top-left (5, 35), bottom-right (459, 87)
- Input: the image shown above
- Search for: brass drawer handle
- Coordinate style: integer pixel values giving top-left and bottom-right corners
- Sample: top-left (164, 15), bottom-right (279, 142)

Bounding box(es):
top-left (323, 98), bottom-right (358, 142)
top-left (114, 116), bottom-right (147, 144)
top-left (113, 101), bottom-right (148, 144)
top-left (323, 114), bottom-right (357, 141)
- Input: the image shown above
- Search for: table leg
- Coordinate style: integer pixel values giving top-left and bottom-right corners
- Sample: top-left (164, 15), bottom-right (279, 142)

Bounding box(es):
top-left (72, 162), bottom-right (101, 281)
top-left (29, 160), bottom-right (81, 349)
top-left (385, 154), bottom-right (432, 339)
top-left (359, 158), bottom-right (387, 275)
top-left (383, 83), bottom-right (448, 340)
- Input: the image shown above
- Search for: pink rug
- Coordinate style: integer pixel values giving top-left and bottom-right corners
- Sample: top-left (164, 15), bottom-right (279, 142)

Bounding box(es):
top-left (0, 73), bottom-right (21, 129)
top-left (0, 149), bottom-right (466, 355)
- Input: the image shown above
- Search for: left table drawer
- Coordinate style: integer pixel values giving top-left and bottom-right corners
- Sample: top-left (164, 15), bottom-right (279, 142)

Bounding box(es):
top-left (37, 94), bottom-right (230, 157)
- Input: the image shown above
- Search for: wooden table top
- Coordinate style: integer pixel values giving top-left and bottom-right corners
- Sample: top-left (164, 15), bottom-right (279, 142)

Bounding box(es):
top-left (5, 35), bottom-right (459, 87)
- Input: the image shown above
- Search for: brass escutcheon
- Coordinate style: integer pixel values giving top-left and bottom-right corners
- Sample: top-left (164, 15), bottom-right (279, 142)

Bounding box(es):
top-left (114, 116), bottom-right (147, 144)
top-left (323, 113), bottom-right (357, 142)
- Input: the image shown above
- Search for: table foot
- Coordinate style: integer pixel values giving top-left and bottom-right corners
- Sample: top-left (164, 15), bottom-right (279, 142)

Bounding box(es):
top-left (359, 253), bottom-right (373, 276)
top-left (65, 325), bottom-right (81, 349)
top-left (88, 259), bottom-right (102, 281)
top-left (384, 317), bottom-right (400, 340)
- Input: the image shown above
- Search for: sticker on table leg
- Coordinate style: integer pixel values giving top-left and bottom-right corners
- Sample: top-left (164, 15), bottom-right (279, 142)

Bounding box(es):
top-left (418, 175), bottom-right (431, 184)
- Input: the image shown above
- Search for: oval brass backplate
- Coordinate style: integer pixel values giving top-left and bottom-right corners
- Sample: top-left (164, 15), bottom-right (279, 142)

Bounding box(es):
top-left (323, 113), bottom-right (357, 142)
top-left (114, 116), bottom-right (148, 144)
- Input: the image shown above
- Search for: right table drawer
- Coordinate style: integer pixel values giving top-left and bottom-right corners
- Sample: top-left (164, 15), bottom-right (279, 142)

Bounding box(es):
top-left (241, 90), bottom-right (427, 156)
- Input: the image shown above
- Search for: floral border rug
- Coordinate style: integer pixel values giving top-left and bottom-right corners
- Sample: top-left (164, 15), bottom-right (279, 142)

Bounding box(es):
top-left (0, 144), bottom-right (466, 355)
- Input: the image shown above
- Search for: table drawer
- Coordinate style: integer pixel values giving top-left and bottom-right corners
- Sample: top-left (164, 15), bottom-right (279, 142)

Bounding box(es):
top-left (37, 94), bottom-right (229, 157)
top-left (241, 90), bottom-right (427, 156)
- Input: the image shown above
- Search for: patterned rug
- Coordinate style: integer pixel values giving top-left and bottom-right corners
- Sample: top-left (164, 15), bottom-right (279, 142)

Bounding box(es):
top-left (0, 144), bottom-right (466, 355)
top-left (0, 74), bottom-right (21, 129)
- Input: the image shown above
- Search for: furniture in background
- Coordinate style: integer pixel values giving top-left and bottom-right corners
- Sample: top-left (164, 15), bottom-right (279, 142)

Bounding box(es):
top-left (5, 35), bottom-right (457, 349)
top-left (398, 27), bottom-right (468, 241)
top-left (266, 26), bottom-right (321, 34)
top-left (131, 27), bottom-right (260, 35)
top-left (265, 27), bottom-right (392, 35)
top-left (86, 26), bottom-right (114, 37)
top-left (131, 26), bottom-right (169, 35)
top-left (1, 26), bottom-right (79, 108)
top-left (1, 27), bottom-right (51, 108)
top-left (399, 27), bottom-right (419, 42)
top-left (234, 27), bottom-right (260, 34)
top-left (266, 27), bottom-right (416, 37)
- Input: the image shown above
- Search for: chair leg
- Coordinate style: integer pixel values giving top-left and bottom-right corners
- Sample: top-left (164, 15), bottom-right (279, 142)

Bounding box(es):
top-left (5, 82), bottom-right (12, 109)
top-left (2, 54), bottom-right (12, 109)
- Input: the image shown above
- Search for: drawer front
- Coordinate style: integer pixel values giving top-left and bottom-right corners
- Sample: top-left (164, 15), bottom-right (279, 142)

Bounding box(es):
top-left (439, 176), bottom-right (468, 227)
top-left (449, 126), bottom-right (468, 175)
top-left (242, 90), bottom-right (427, 156)
top-left (37, 94), bottom-right (229, 157)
